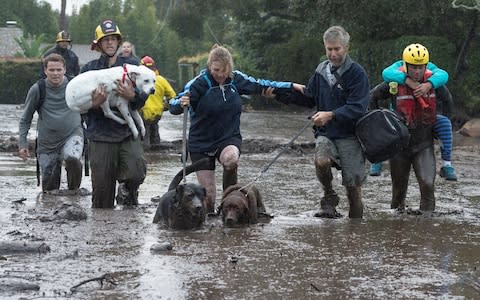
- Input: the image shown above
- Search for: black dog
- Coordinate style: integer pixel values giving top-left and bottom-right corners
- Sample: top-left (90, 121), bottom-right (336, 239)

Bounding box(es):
top-left (152, 158), bottom-right (213, 229)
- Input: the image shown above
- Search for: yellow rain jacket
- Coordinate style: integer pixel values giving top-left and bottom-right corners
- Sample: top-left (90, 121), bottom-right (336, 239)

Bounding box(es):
top-left (141, 75), bottom-right (176, 122)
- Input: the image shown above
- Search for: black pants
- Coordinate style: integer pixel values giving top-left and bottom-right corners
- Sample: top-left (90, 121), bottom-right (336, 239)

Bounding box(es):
top-left (89, 137), bottom-right (146, 208)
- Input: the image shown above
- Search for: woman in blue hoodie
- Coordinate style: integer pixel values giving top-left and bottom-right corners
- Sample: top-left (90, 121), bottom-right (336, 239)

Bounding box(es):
top-left (170, 44), bottom-right (303, 213)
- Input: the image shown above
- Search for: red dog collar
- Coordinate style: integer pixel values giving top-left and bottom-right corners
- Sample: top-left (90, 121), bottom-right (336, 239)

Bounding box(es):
top-left (122, 64), bottom-right (137, 88)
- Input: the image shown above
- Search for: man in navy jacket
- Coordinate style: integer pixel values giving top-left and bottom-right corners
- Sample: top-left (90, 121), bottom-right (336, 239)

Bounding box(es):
top-left (276, 25), bottom-right (370, 219)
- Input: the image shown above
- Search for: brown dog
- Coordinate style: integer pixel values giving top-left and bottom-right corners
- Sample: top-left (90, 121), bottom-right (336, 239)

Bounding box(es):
top-left (220, 184), bottom-right (266, 227)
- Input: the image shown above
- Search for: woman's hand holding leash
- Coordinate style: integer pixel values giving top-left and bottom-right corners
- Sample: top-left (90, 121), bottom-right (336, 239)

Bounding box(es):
top-left (180, 93), bottom-right (191, 108)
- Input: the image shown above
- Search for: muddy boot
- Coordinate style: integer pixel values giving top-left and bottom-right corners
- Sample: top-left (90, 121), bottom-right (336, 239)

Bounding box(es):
top-left (314, 192), bottom-right (342, 218)
top-left (419, 188), bottom-right (435, 212)
top-left (150, 122), bottom-right (161, 146)
top-left (346, 186), bottom-right (363, 218)
top-left (116, 183), bottom-right (128, 206)
top-left (116, 183), bottom-right (139, 207)
top-left (391, 197), bottom-right (406, 211)
top-left (65, 158), bottom-right (82, 190)
top-left (222, 167), bottom-right (238, 191)
top-left (314, 163), bottom-right (341, 218)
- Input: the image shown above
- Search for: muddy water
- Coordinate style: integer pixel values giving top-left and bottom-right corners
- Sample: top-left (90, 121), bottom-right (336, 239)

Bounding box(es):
top-left (1, 104), bottom-right (479, 299)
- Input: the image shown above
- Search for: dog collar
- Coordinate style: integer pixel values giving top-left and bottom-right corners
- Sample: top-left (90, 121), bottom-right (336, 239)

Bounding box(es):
top-left (122, 64), bottom-right (137, 88)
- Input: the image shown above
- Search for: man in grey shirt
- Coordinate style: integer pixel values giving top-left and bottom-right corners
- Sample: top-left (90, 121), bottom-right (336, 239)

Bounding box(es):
top-left (19, 53), bottom-right (84, 191)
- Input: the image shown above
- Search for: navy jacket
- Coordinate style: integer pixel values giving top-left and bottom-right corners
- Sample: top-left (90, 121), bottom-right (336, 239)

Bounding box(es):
top-left (276, 55), bottom-right (370, 140)
top-left (80, 55), bottom-right (148, 142)
top-left (170, 69), bottom-right (293, 153)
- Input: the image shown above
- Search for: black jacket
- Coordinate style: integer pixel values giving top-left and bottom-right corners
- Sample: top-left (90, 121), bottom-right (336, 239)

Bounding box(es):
top-left (41, 45), bottom-right (80, 80)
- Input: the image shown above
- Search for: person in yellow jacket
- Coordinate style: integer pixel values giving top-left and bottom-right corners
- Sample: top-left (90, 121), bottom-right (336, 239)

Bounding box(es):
top-left (140, 55), bottom-right (177, 148)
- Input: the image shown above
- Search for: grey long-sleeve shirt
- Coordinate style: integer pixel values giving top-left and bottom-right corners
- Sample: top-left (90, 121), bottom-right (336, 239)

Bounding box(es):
top-left (19, 77), bottom-right (83, 154)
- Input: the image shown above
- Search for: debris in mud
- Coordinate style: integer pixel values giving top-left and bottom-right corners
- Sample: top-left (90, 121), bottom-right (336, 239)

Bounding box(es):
top-left (150, 242), bottom-right (173, 253)
top-left (400, 208), bottom-right (464, 217)
top-left (39, 203), bottom-right (87, 222)
top-left (12, 197), bottom-right (27, 204)
top-left (228, 255), bottom-right (239, 263)
top-left (6, 230), bottom-right (44, 241)
top-left (0, 241), bottom-right (50, 255)
top-left (227, 251), bottom-right (240, 264)
top-left (70, 273), bottom-right (118, 292)
top-left (310, 283), bottom-right (321, 292)
top-left (64, 249), bottom-right (79, 260)
top-left (458, 118), bottom-right (480, 137)
top-left (0, 278), bottom-right (40, 292)
top-left (44, 187), bottom-right (91, 196)
top-left (458, 266), bottom-right (480, 292)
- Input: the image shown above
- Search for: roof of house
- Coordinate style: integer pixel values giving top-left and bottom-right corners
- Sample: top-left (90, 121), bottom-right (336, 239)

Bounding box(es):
top-left (0, 24), bottom-right (98, 65)
top-left (70, 44), bottom-right (99, 66)
top-left (0, 26), bottom-right (24, 58)
top-left (42, 43), bottom-right (99, 66)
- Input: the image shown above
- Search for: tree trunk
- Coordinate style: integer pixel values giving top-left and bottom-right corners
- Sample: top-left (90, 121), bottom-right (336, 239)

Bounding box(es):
top-left (453, 11), bottom-right (478, 80)
top-left (60, 0), bottom-right (67, 30)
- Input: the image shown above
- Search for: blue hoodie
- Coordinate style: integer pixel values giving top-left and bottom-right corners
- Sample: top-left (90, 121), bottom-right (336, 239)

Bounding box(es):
top-left (170, 69), bottom-right (293, 153)
top-left (382, 60), bottom-right (448, 89)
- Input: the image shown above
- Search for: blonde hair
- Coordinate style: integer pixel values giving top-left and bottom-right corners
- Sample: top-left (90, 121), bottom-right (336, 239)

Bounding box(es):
top-left (207, 44), bottom-right (234, 77)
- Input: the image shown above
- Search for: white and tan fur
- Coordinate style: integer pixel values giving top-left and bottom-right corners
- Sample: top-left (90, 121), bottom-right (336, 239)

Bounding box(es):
top-left (65, 64), bottom-right (156, 139)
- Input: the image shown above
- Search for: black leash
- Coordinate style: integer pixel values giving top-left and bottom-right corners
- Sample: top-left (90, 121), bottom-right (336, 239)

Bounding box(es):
top-left (35, 138), bottom-right (40, 186)
top-left (182, 105), bottom-right (188, 184)
top-left (240, 116), bottom-right (312, 191)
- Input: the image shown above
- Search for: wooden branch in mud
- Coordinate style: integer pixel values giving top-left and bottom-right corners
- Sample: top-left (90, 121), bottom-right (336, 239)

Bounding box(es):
top-left (0, 241), bottom-right (50, 255)
top-left (310, 283), bottom-right (321, 292)
top-left (70, 273), bottom-right (117, 292)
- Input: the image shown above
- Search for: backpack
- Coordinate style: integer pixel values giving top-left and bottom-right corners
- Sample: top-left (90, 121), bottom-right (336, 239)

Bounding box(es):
top-left (355, 109), bottom-right (410, 163)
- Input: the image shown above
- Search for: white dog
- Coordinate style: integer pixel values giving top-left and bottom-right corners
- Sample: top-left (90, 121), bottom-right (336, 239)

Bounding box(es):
top-left (66, 64), bottom-right (156, 139)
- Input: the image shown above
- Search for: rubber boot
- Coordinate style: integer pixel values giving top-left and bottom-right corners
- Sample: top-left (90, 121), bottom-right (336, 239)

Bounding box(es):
top-left (346, 186), bottom-right (363, 218)
top-left (314, 192), bottom-right (341, 218)
top-left (116, 182), bottom-right (139, 207)
top-left (65, 158), bottom-right (82, 190)
top-left (314, 165), bottom-right (341, 218)
top-left (222, 166), bottom-right (238, 191)
top-left (150, 122), bottom-right (161, 146)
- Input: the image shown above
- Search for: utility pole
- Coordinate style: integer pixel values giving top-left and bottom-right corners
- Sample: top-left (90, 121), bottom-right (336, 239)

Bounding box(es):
top-left (60, 0), bottom-right (67, 30)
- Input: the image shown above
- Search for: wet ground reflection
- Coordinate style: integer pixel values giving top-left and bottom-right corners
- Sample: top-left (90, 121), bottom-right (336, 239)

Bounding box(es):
top-left (0, 105), bottom-right (479, 299)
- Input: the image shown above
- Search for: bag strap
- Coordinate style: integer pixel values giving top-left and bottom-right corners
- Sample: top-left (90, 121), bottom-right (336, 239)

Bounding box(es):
top-left (36, 78), bottom-right (46, 113)
top-left (331, 67), bottom-right (344, 87)
top-left (34, 78), bottom-right (46, 186)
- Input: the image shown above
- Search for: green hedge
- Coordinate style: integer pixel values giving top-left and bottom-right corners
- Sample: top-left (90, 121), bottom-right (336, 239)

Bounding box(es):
top-left (0, 60), bottom-right (41, 104)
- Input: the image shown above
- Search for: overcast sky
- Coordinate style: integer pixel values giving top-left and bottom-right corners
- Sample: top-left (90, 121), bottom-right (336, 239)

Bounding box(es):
top-left (41, 0), bottom-right (92, 15)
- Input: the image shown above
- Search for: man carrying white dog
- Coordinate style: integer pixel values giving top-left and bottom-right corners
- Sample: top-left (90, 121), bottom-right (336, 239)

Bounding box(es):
top-left (81, 19), bottom-right (148, 208)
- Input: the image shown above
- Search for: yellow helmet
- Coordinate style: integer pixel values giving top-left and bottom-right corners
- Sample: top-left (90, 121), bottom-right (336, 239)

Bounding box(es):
top-left (56, 30), bottom-right (71, 43)
top-left (91, 19), bottom-right (122, 51)
top-left (402, 43), bottom-right (429, 65)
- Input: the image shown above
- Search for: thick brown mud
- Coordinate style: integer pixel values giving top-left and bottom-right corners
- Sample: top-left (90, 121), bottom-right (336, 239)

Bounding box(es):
top-left (0, 105), bottom-right (479, 299)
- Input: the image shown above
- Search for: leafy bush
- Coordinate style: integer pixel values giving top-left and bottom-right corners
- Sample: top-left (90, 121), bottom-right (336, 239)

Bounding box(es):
top-left (0, 59), bottom-right (41, 104)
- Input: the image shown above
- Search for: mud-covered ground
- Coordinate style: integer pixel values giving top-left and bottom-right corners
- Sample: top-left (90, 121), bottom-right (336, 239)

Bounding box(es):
top-left (1, 105), bottom-right (479, 299)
